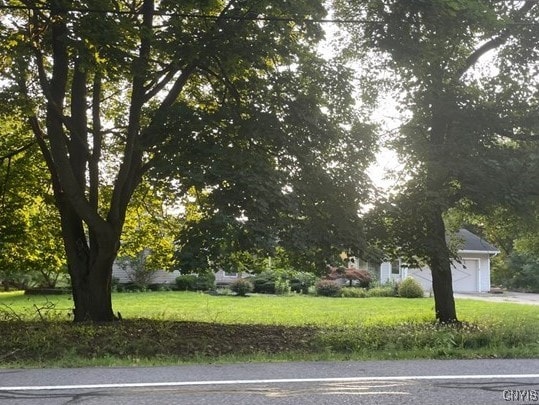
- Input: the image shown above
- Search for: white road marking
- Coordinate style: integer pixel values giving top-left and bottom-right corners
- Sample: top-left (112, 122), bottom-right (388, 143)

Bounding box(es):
top-left (1, 374), bottom-right (538, 392)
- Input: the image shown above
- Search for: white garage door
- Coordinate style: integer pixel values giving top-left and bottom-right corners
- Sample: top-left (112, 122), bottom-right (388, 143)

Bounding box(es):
top-left (452, 259), bottom-right (478, 293)
top-left (407, 259), bottom-right (479, 293)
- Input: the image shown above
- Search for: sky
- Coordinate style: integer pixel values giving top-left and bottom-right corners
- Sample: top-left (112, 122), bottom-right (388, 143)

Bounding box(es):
top-left (319, 18), bottom-right (404, 194)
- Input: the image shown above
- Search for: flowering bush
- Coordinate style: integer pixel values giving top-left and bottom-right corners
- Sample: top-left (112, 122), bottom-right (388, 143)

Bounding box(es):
top-left (327, 267), bottom-right (372, 288)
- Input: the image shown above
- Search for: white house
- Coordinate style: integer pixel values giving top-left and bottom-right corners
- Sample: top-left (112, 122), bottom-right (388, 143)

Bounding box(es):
top-left (111, 264), bottom-right (249, 286)
top-left (113, 228), bottom-right (499, 293)
top-left (350, 229), bottom-right (499, 293)
top-left (111, 261), bottom-right (181, 285)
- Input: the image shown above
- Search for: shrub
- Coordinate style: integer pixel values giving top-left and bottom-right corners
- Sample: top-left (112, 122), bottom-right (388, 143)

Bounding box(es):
top-left (398, 277), bottom-right (425, 298)
top-left (230, 278), bottom-right (254, 296)
top-left (275, 278), bottom-right (291, 295)
top-left (289, 272), bottom-right (317, 294)
top-left (315, 280), bottom-right (342, 297)
top-left (175, 272), bottom-right (216, 291)
top-left (111, 277), bottom-right (121, 292)
top-left (341, 287), bottom-right (368, 298)
top-left (194, 271), bottom-right (216, 291)
top-left (117, 282), bottom-right (148, 293)
top-left (252, 272), bottom-right (277, 294)
top-left (215, 287), bottom-right (233, 296)
top-left (328, 267), bottom-right (372, 288)
top-left (175, 275), bottom-right (198, 291)
top-left (367, 286), bottom-right (396, 297)
top-left (252, 270), bottom-right (318, 295)
top-left (116, 254), bottom-right (156, 289)
top-left (346, 269), bottom-right (372, 288)
top-left (148, 283), bottom-right (172, 292)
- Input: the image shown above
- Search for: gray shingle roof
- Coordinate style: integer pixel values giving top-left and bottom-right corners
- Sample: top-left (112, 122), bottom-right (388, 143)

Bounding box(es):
top-left (451, 228), bottom-right (499, 253)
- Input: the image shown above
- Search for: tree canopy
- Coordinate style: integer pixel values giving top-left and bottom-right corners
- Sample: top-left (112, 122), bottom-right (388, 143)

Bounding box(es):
top-left (2, 0), bottom-right (537, 323)
top-left (335, 0), bottom-right (539, 322)
top-left (0, 0), bottom-right (374, 321)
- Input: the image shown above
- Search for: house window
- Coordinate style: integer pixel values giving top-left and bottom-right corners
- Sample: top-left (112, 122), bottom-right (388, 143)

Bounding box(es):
top-left (391, 260), bottom-right (400, 275)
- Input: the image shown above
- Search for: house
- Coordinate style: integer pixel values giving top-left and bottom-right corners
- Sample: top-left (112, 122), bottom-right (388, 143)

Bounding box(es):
top-left (214, 269), bottom-right (251, 286)
top-left (113, 228), bottom-right (498, 293)
top-left (111, 264), bottom-right (249, 287)
top-left (349, 229), bottom-right (499, 293)
top-left (112, 261), bottom-right (181, 285)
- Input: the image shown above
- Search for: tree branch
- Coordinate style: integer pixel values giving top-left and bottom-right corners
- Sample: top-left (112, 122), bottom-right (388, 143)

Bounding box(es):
top-left (32, 44), bottom-right (92, 161)
top-left (148, 0), bottom-right (240, 112)
top-left (109, 0), bottom-right (154, 231)
top-left (69, 57), bottom-right (89, 188)
top-left (89, 71), bottom-right (102, 210)
top-left (29, 116), bottom-right (62, 197)
top-left (457, 1), bottom-right (537, 79)
top-left (143, 63), bottom-right (180, 102)
top-left (41, 2), bottom-right (112, 239)
top-left (0, 141), bottom-right (36, 163)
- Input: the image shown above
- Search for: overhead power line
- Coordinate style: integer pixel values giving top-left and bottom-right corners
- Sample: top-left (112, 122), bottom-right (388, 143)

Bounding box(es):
top-left (0, 4), bottom-right (373, 23)
top-left (0, 3), bottom-right (537, 25)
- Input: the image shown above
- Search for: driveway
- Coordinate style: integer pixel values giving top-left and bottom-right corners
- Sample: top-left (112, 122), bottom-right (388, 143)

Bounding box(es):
top-left (454, 291), bottom-right (539, 305)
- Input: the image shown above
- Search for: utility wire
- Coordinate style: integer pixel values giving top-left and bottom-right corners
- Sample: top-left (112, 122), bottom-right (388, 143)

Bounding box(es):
top-left (0, 4), bottom-right (372, 23)
top-left (0, 3), bottom-right (538, 25)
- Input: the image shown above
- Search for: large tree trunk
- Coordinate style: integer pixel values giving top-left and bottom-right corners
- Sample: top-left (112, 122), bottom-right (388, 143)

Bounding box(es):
top-left (427, 211), bottom-right (458, 323)
top-left (67, 245), bottom-right (117, 323)
top-left (70, 259), bottom-right (116, 322)
top-left (426, 97), bottom-right (458, 323)
top-left (58, 198), bottom-right (118, 322)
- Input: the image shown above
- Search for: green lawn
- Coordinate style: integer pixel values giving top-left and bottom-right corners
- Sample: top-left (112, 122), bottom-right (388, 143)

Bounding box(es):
top-left (1, 291), bottom-right (538, 367)
top-left (1, 290), bottom-right (537, 327)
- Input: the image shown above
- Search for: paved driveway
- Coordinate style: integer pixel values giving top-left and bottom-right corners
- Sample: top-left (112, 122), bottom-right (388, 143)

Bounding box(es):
top-left (454, 291), bottom-right (539, 305)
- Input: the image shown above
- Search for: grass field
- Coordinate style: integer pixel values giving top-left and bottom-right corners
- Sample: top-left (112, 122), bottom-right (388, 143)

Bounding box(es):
top-left (1, 291), bottom-right (538, 367)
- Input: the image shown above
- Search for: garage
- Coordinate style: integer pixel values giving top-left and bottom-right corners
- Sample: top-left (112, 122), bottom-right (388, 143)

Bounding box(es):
top-left (360, 229), bottom-right (499, 293)
top-left (406, 258), bottom-right (480, 293)
top-left (452, 259), bottom-right (479, 293)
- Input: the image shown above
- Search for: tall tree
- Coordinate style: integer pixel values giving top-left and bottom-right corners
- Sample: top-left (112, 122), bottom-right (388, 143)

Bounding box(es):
top-left (335, 0), bottom-right (539, 322)
top-left (1, 1), bottom-right (373, 321)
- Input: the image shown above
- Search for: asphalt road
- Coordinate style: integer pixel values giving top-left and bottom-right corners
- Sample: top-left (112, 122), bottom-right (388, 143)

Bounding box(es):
top-left (1, 359), bottom-right (538, 404)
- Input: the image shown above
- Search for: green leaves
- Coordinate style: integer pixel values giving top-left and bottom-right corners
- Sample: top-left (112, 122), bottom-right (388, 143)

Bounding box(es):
top-left (337, 0), bottom-right (539, 240)
top-left (146, 11), bottom-right (375, 270)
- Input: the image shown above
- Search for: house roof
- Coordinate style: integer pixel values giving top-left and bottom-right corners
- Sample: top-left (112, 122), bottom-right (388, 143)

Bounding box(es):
top-left (451, 228), bottom-right (500, 254)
